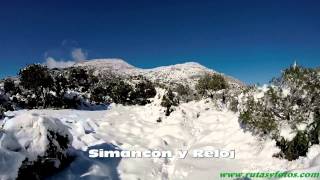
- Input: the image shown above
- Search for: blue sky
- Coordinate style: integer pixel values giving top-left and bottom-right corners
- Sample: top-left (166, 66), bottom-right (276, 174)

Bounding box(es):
top-left (0, 0), bottom-right (319, 84)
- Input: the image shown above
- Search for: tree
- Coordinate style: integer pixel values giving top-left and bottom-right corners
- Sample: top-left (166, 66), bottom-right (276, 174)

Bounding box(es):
top-left (19, 64), bottom-right (54, 108)
top-left (19, 64), bottom-right (53, 91)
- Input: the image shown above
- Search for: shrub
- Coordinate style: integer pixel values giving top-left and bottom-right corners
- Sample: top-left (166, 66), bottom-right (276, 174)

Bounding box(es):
top-left (53, 74), bottom-right (68, 98)
top-left (19, 64), bottom-right (54, 92)
top-left (275, 131), bottom-right (309, 161)
top-left (174, 84), bottom-right (195, 102)
top-left (19, 64), bottom-right (54, 108)
top-left (110, 80), bottom-right (134, 105)
top-left (130, 80), bottom-right (157, 105)
top-left (307, 109), bottom-right (320, 145)
top-left (134, 80), bottom-right (157, 99)
top-left (67, 67), bottom-right (91, 91)
top-left (0, 92), bottom-right (13, 115)
top-left (91, 86), bottom-right (109, 104)
top-left (240, 64), bottom-right (320, 160)
top-left (239, 97), bottom-right (278, 137)
top-left (228, 98), bottom-right (239, 112)
top-left (196, 73), bottom-right (228, 97)
top-left (161, 89), bottom-right (179, 116)
top-left (4, 78), bottom-right (16, 94)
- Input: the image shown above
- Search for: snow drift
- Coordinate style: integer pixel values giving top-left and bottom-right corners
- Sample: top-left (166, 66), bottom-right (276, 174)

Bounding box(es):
top-left (0, 113), bottom-right (72, 180)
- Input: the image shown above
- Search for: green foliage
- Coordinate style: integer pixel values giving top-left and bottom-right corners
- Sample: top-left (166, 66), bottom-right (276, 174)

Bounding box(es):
top-left (241, 64), bottom-right (320, 160)
top-left (239, 98), bottom-right (278, 137)
top-left (4, 78), bottom-right (16, 94)
top-left (161, 89), bottom-right (179, 107)
top-left (19, 64), bottom-right (54, 91)
top-left (196, 74), bottom-right (228, 97)
top-left (173, 84), bottom-right (196, 102)
top-left (161, 89), bottom-right (179, 116)
top-left (0, 91), bottom-right (14, 114)
top-left (91, 86), bottom-right (108, 104)
top-left (67, 67), bottom-right (98, 92)
top-left (228, 98), bottom-right (239, 112)
top-left (276, 131), bottom-right (309, 161)
top-left (130, 80), bottom-right (157, 105)
top-left (18, 64), bottom-right (55, 108)
top-left (109, 80), bottom-right (134, 104)
top-left (53, 74), bottom-right (68, 97)
top-left (308, 110), bottom-right (320, 145)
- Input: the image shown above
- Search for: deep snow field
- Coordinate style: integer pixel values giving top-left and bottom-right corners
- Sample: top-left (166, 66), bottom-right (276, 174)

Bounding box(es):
top-left (1, 93), bottom-right (320, 180)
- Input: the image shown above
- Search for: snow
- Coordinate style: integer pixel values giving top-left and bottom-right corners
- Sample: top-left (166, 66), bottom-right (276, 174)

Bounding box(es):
top-left (254, 84), bottom-right (269, 100)
top-left (279, 124), bottom-right (297, 141)
top-left (2, 96), bottom-right (320, 179)
top-left (0, 131), bottom-right (25, 180)
top-left (282, 87), bottom-right (291, 97)
top-left (0, 112), bottom-right (72, 180)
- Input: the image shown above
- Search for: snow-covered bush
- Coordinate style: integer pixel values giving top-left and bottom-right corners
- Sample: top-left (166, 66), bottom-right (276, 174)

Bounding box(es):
top-left (19, 64), bottom-right (55, 108)
top-left (109, 80), bottom-right (134, 104)
top-left (1, 113), bottom-right (73, 179)
top-left (173, 84), bottom-right (197, 102)
top-left (19, 64), bottom-right (54, 92)
top-left (130, 80), bottom-right (157, 105)
top-left (196, 73), bottom-right (229, 97)
top-left (66, 67), bottom-right (98, 92)
top-left (161, 89), bottom-right (179, 116)
top-left (240, 65), bottom-right (320, 160)
top-left (275, 131), bottom-right (309, 161)
top-left (90, 86), bottom-right (109, 104)
top-left (3, 78), bottom-right (16, 94)
top-left (90, 76), bottom-right (156, 105)
top-left (239, 96), bottom-right (278, 137)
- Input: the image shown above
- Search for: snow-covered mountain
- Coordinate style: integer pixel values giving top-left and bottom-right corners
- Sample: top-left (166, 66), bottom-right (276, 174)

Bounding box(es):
top-left (75, 59), bottom-right (244, 88)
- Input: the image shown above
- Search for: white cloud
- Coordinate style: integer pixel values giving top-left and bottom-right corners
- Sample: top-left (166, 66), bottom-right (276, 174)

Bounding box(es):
top-left (71, 48), bottom-right (87, 61)
top-left (44, 57), bottom-right (75, 69)
top-left (43, 41), bottom-right (88, 68)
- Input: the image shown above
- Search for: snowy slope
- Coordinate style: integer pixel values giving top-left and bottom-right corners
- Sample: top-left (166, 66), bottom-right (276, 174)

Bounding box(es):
top-left (2, 94), bottom-right (320, 180)
top-left (75, 59), bottom-right (142, 77)
top-left (74, 59), bottom-right (244, 88)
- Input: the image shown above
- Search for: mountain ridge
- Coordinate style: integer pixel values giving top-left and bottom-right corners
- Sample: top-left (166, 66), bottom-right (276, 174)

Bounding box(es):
top-left (74, 58), bottom-right (245, 88)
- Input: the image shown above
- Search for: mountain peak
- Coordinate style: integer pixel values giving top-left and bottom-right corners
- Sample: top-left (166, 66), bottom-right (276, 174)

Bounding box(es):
top-left (75, 58), bottom-right (135, 68)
